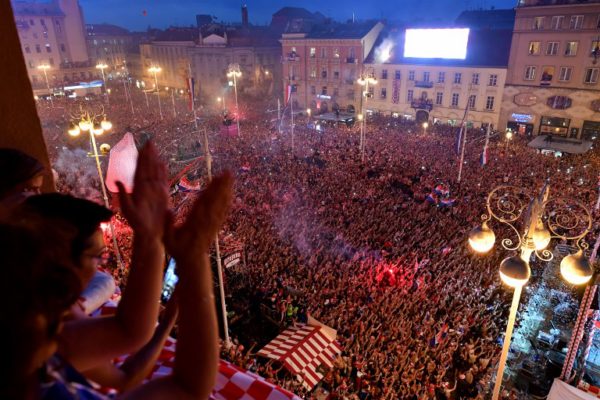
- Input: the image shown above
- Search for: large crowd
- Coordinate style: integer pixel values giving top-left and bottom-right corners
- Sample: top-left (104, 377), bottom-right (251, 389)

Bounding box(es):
top-left (32, 86), bottom-right (600, 399)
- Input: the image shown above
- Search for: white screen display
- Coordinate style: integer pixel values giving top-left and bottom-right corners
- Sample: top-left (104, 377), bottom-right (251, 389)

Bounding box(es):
top-left (403, 29), bottom-right (470, 59)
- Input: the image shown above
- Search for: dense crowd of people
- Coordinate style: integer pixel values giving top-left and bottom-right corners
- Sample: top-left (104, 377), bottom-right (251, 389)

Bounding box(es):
top-left (30, 87), bottom-right (600, 399)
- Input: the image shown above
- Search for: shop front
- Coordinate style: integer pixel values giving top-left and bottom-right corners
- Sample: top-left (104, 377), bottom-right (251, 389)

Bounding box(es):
top-left (507, 112), bottom-right (535, 136)
top-left (539, 116), bottom-right (570, 137)
top-left (582, 120), bottom-right (600, 141)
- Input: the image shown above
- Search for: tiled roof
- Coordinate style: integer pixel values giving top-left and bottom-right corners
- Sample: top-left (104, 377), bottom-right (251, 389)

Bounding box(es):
top-left (305, 21), bottom-right (380, 39)
top-left (365, 28), bottom-right (512, 68)
top-left (272, 7), bottom-right (316, 19)
top-left (86, 24), bottom-right (129, 36)
top-left (455, 9), bottom-right (515, 30)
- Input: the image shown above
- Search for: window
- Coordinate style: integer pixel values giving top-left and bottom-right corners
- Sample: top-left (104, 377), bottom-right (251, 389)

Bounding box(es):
top-left (40, 18), bottom-right (46, 26)
top-left (551, 16), bottom-right (564, 30)
top-left (35, 44), bottom-right (41, 53)
top-left (29, 19), bottom-right (34, 25)
top-left (597, 15), bottom-right (600, 29)
top-left (438, 71), bottom-right (445, 83)
top-left (25, 45), bottom-right (30, 54)
top-left (591, 40), bottom-right (600, 57)
top-left (310, 47), bottom-right (316, 58)
top-left (533, 17), bottom-right (544, 30)
top-left (28, 60), bottom-right (34, 68)
top-left (485, 96), bottom-right (495, 110)
top-left (541, 66), bottom-right (554, 82)
top-left (524, 66), bottom-right (536, 80)
top-left (333, 87), bottom-right (339, 96)
top-left (408, 70), bottom-right (415, 81)
top-left (407, 89), bottom-right (414, 102)
top-left (333, 48), bottom-right (340, 58)
top-left (570, 15), bottom-right (584, 29)
top-left (546, 42), bottom-right (559, 55)
top-left (488, 74), bottom-right (498, 86)
top-left (435, 92), bottom-right (443, 105)
top-left (528, 41), bottom-right (541, 55)
top-left (468, 95), bottom-right (476, 109)
top-left (584, 68), bottom-right (599, 84)
top-left (423, 71), bottom-right (430, 82)
top-left (451, 93), bottom-right (459, 107)
top-left (454, 73), bottom-right (462, 84)
top-left (320, 47), bottom-right (326, 58)
top-left (321, 69), bottom-right (327, 79)
top-left (349, 48), bottom-right (355, 59)
top-left (321, 86), bottom-right (327, 95)
top-left (381, 69), bottom-right (388, 79)
top-left (60, 43), bottom-right (66, 52)
top-left (394, 70), bottom-right (401, 79)
top-left (310, 68), bottom-right (317, 78)
top-left (565, 41), bottom-right (578, 56)
top-left (558, 66), bottom-right (572, 81)
top-left (380, 88), bottom-right (387, 99)
top-left (333, 71), bottom-right (339, 79)
top-left (45, 44), bottom-right (51, 53)
top-left (310, 86), bottom-right (316, 95)
top-left (471, 73), bottom-right (479, 85)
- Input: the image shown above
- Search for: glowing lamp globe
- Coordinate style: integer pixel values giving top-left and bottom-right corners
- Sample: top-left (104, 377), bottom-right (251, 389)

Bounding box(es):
top-left (560, 250), bottom-right (593, 285)
top-left (99, 143), bottom-right (111, 155)
top-left (68, 126), bottom-right (81, 137)
top-left (468, 222), bottom-right (495, 253)
top-left (499, 255), bottom-right (530, 287)
top-left (92, 128), bottom-right (104, 136)
top-left (100, 120), bottom-right (113, 131)
top-left (531, 223), bottom-right (551, 251)
top-left (78, 120), bottom-right (92, 131)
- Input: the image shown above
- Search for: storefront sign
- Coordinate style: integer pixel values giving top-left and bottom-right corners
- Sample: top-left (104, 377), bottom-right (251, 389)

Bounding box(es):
top-left (223, 252), bottom-right (242, 269)
top-left (513, 93), bottom-right (537, 106)
top-left (511, 113), bottom-right (533, 123)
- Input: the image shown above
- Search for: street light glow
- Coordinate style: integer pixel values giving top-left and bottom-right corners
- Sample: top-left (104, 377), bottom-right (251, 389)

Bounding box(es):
top-left (148, 66), bottom-right (162, 74)
top-left (96, 63), bottom-right (108, 70)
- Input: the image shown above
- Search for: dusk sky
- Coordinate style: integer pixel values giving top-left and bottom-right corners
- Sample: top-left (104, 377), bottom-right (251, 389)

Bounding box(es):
top-left (80, 0), bottom-right (518, 31)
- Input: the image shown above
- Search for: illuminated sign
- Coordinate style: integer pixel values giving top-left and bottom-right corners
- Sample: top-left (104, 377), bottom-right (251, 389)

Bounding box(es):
top-left (404, 29), bottom-right (470, 60)
top-left (513, 93), bottom-right (537, 106)
top-left (511, 113), bottom-right (533, 123)
top-left (317, 94), bottom-right (331, 100)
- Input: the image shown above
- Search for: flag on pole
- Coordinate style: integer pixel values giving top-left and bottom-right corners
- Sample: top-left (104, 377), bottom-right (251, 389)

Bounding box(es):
top-left (455, 124), bottom-right (464, 156)
top-left (186, 77), bottom-right (195, 111)
top-left (480, 124), bottom-right (490, 167)
top-left (284, 84), bottom-right (292, 106)
top-left (480, 145), bottom-right (488, 166)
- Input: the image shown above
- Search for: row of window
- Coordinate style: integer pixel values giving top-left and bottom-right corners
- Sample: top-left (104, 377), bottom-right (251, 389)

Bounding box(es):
top-left (404, 91), bottom-right (495, 110)
top-left (523, 65), bottom-right (598, 83)
top-left (301, 46), bottom-right (357, 60)
top-left (396, 70), bottom-right (498, 86)
top-left (24, 43), bottom-right (65, 54)
top-left (532, 14), bottom-right (589, 30)
top-left (28, 58), bottom-right (54, 68)
top-left (528, 39), bottom-right (599, 57)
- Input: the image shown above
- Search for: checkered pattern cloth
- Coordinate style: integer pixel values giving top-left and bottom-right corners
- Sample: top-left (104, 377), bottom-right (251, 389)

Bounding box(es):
top-left (578, 381), bottom-right (600, 398)
top-left (95, 301), bottom-right (300, 400)
top-left (257, 324), bottom-right (341, 391)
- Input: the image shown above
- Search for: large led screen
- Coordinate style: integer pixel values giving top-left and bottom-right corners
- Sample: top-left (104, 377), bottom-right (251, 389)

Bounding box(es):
top-left (403, 29), bottom-right (470, 59)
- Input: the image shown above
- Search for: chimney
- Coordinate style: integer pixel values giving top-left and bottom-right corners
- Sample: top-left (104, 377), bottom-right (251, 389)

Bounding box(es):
top-left (241, 4), bottom-right (248, 27)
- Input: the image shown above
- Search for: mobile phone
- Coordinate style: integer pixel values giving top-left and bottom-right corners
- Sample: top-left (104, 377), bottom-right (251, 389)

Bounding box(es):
top-left (161, 257), bottom-right (179, 303)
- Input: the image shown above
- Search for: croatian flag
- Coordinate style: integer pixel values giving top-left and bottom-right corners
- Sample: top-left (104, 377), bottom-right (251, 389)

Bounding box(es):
top-left (480, 146), bottom-right (488, 166)
top-left (455, 125), bottom-right (463, 156)
top-left (186, 77), bottom-right (195, 111)
top-left (284, 84), bottom-right (292, 106)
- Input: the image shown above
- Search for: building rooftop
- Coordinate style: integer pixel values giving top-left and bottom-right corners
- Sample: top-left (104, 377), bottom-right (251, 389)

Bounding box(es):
top-left (455, 9), bottom-right (516, 30)
top-left (365, 28), bottom-right (513, 68)
top-left (154, 27), bottom-right (198, 42)
top-left (86, 23), bottom-right (130, 37)
top-left (517, 0), bottom-right (600, 6)
top-left (12, 1), bottom-right (64, 17)
top-left (304, 21), bottom-right (381, 39)
top-left (272, 7), bottom-right (318, 19)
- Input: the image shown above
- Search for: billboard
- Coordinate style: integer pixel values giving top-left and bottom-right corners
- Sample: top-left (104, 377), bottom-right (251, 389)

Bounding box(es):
top-left (404, 28), bottom-right (470, 59)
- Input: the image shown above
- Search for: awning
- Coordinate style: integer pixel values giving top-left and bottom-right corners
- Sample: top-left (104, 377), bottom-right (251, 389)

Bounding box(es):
top-left (257, 320), bottom-right (342, 390)
top-left (528, 135), bottom-right (593, 154)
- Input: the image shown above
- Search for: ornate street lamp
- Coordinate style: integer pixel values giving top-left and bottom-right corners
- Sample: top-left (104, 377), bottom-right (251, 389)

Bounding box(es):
top-left (227, 63), bottom-right (242, 135)
top-left (148, 66), bottom-right (163, 120)
top-left (468, 182), bottom-right (592, 400)
top-left (357, 71), bottom-right (377, 162)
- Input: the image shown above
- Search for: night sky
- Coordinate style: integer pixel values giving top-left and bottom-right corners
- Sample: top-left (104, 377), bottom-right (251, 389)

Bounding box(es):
top-left (80, 0), bottom-right (517, 31)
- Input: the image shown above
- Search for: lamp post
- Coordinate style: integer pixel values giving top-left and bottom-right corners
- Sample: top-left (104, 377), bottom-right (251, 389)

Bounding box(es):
top-left (357, 72), bottom-right (377, 162)
top-left (422, 121), bottom-right (429, 136)
top-left (468, 183), bottom-right (593, 400)
top-left (165, 87), bottom-right (177, 118)
top-left (227, 63), bottom-right (242, 135)
top-left (96, 63), bottom-right (109, 105)
top-left (148, 66), bottom-right (163, 120)
top-left (37, 64), bottom-right (53, 108)
top-left (67, 108), bottom-right (124, 274)
top-left (307, 108), bottom-right (312, 124)
top-left (217, 97), bottom-right (225, 111)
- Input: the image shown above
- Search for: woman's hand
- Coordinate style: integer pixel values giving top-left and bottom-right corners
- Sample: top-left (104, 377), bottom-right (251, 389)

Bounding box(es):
top-left (165, 171), bottom-right (234, 264)
top-left (116, 142), bottom-right (169, 239)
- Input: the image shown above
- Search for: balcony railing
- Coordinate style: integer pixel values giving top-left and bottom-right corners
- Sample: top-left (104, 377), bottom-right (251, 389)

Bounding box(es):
top-left (411, 100), bottom-right (434, 111)
top-left (346, 57), bottom-right (356, 64)
top-left (285, 53), bottom-right (300, 61)
top-left (414, 80), bottom-right (433, 88)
